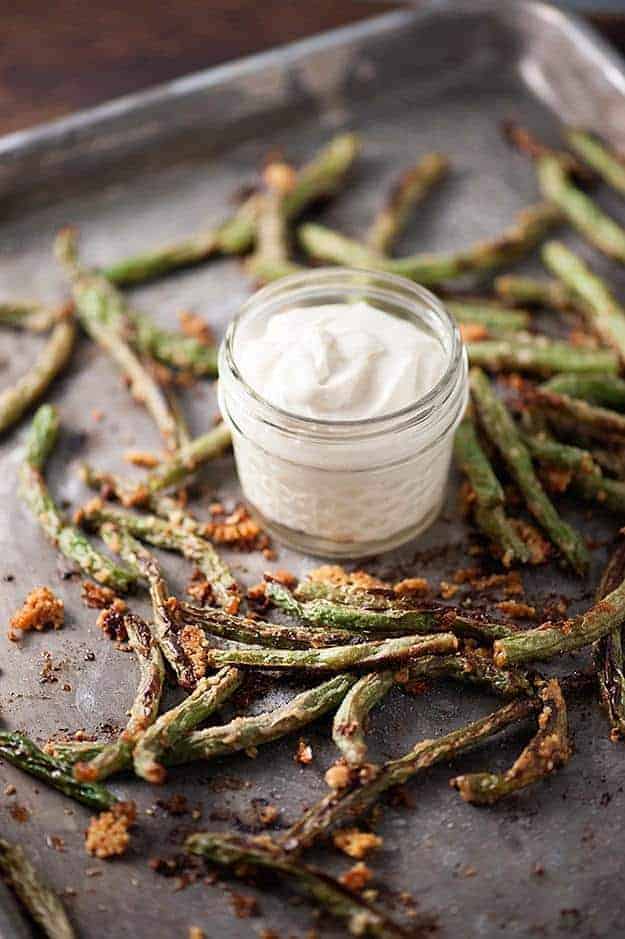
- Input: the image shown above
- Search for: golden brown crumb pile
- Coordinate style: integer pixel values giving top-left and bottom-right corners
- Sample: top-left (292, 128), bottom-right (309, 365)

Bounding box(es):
top-left (307, 565), bottom-right (385, 589)
top-left (188, 928), bottom-right (205, 939)
top-left (333, 828), bottom-right (382, 859)
top-left (85, 802), bottom-right (136, 859)
top-left (81, 580), bottom-right (116, 610)
top-left (9, 587), bottom-right (64, 641)
top-left (202, 504), bottom-right (272, 556)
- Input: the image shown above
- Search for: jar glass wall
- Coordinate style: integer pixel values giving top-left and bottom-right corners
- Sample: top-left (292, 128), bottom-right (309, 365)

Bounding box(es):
top-left (218, 268), bottom-right (468, 558)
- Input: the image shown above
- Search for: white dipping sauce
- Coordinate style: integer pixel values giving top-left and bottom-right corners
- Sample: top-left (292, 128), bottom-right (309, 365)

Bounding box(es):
top-left (236, 301), bottom-right (446, 421)
top-left (219, 280), bottom-right (467, 557)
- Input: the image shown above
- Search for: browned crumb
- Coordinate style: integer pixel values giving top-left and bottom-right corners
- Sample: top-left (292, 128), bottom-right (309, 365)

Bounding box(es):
top-left (202, 504), bottom-right (270, 553)
top-left (81, 581), bottom-right (117, 610)
top-left (178, 625), bottom-right (208, 679)
top-left (459, 323), bottom-right (489, 343)
top-left (85, 802), bottom-right (136, 859)
top-left (295, 739), bottom-right (313, 765)
top-left (259, 931), bottom-right (280, 939)
top-left (333, 828), bottom-right (382, 859)
top-left (569, 328), bottom-right (599, 349)
top-left (123, 449), bottom-right (160, 469)
top-left (264, 161), bottom-right (297, 194)
top-left (542, 465), bottom-right (573, 494)
top-left (264, 569), bottom-right (297, 589)
top-left (225, 594), bottom-right (241, 615)
top-left (511, 520), bottom-right (551, 565)
top-left (9, 804), bottom-right (29, 823)
top-left (452, 566), bottom-right (481, 585)
top-left (9, 587), bottom-right (64, 641)
top-left (394, 577), bottom-right (429, 596)
top-left (96, 598), bottom-right (128, 641)
top-left (306, 565), bottom-right (385, 590)
top-left (208, 501), bottom-right (224, 516)
top-left (179, 310), bottom-right (215, 347)
top-left (4, 785), bottom-right (16, 797)
top-left (325, 761), bottom-right (352, 790)
top-left (185, 569), bottom-right (214, 607)
top-left (339, 862), bottom-right (373, 892)
top-left (157, 794), bottom-right (189, 816)
top-left (256, 803), bottom-right (280, 827)
top-left (39, 652), bottom-right (62, 684)
top-left (439, 581), bottom-right (460, 600)
top-left (188, 928), bottom-right (205, 939)
top-left (471, 571), bottom-right (524, 596)
top-left (496, 600), bottom-right (537, 619)
top-left (247, 582), bottom-right (267, 602)
top-left (230, 892), bottom-right (258, 918)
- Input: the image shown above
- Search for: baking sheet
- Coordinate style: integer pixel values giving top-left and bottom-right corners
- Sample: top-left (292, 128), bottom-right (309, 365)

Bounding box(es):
top-left (2, 2), bottom-right (625, 936)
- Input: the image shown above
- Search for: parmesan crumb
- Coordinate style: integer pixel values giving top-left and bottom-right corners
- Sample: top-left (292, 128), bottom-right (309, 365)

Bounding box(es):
top-left (96, 598), bottom-right (128, 641)
top-left (324, 761), bottom-right (352, 790)
top-left (339, 862), bottom-right (373, 892)
top-left (394, 577), bottom-right (429, 596)
top-left (295, 739), bottom-right (313, 765)
top-left (307, 565), bottom-right (384, 590)
top-left (81, 581), bottom-right (117, 610)
top-left (333, 828), bottom-right (382, 859)
top-left (178, 310), bottom-right (215, 346)
top-left (85, 802), bottom-right (136, 859)
top-left (9, 587), bottom-right (64, 641)
top-left (123, 450), bottom-right (160, 468)
top-left (178, 625), bottom-right (208, 679)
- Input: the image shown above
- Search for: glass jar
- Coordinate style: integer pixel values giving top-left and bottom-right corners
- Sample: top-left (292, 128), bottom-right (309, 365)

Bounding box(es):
top-left (218, 268), bottom-right (468, 558)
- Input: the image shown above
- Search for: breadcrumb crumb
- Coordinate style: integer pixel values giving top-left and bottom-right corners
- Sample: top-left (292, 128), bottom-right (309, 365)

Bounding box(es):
top-left (123, 450), bottom-right (160, 469)
top-left (496, 600), bottom-right (537, 619)
top-left (394, 577), bottom-right (429, 596)
top-left (96, 598), bottom-right (128, 641)
top-left (264, 569), bottom-right (297, 589)
top-left (81, 581), bottom-right (117, 610)
top-left (339, 862), bottom-right (373, 892)
top-left (178, 625), bottom-right (208, 679)
top-left (324, 761), bottom-right (352, 790)
top-left (459, 323), bottom-right (489, 343)
top-left (307, 565), bottom-right (384, 589)
top-left (295, 739), bottom-right (313, 765)
top-left (178, 310), bottom-right (215, 347)
top-left (9, 587), bottom-right (64, 641)
top-left (85, 802), bottom-right (136, 859)
top-left (333, 828), bottom-right (382, 859)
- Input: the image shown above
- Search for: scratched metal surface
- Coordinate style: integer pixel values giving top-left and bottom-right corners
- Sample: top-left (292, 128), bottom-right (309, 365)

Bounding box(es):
top-left (2, 2), bottom-right (625, 936)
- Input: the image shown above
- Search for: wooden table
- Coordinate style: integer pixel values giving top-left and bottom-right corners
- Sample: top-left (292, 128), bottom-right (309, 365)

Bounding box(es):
top-left (3, 3), bottom-right (624, 136)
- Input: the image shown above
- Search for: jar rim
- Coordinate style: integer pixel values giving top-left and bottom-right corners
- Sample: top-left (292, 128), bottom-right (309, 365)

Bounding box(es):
top-left (220, 266), bottom-right (466, 439)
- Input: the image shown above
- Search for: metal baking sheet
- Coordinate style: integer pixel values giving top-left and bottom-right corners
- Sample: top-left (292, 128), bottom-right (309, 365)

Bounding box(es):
top-left (2, 2), bottom-right (625, 936)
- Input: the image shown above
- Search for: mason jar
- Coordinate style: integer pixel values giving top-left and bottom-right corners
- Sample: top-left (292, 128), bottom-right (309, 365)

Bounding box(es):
top-left (218, 267), bottom-right (468, 558)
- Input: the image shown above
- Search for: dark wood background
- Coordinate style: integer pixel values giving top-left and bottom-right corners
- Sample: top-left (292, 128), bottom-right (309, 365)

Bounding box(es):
top-left (2, 2), bottom-right (625, 135)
